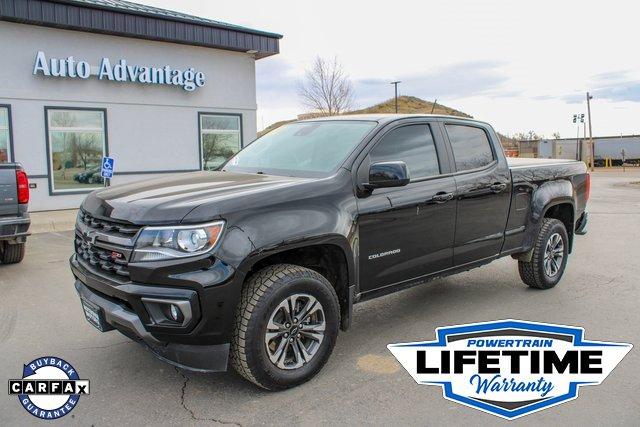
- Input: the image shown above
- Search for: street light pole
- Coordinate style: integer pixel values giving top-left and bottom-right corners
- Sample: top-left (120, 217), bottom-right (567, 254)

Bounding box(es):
top-left (586, 92), bottom-right (594, 171)
top-left (390, 81), bottom-right (401, 113)
top-left (572, 113), bottom-right (584, 161)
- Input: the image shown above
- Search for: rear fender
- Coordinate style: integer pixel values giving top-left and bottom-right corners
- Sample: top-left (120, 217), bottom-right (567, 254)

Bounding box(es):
top-left (513, 180), bottom-right (575, 261)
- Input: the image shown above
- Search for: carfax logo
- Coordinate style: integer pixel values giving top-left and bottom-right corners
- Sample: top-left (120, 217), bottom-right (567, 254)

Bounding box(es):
top-left (387, 320), bottom-right (632, 420)
top-left (8, 357), bottom-right (90, 420)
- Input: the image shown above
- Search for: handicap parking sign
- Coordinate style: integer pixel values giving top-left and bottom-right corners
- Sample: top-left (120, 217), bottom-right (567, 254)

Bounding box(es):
top-left (101, 156), bottom-right (114, 179)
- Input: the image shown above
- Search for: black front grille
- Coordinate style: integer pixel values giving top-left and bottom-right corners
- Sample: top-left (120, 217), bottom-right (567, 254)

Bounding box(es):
top-left (75, 210), bottom-right (141, 279)
top-left (78, 210), bottom-right (140, 236)
top-left (75, 236), bottom-right (130, 277)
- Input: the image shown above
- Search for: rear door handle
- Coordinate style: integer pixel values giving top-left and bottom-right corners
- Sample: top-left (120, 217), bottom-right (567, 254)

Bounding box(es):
top-left (490, 183), bottom-right (507, 193)
top-left (430, 191), bottom-right (455, 203)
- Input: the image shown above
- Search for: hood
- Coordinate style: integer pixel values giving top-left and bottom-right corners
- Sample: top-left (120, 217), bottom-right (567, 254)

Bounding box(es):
top-left (82, 171), bottom-right (311, 224)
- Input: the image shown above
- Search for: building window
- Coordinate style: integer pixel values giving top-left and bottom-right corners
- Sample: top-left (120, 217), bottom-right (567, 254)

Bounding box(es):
top-left (199, 113), bottom-right (242, 170)
top-left (46, 108), bottom-right (107, 193)
top-left (0, 106), bottom-right (11, 163)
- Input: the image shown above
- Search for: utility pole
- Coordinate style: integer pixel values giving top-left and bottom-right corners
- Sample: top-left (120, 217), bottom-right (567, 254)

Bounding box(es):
top-left (390, 81), bottom-right (401, 113)
top-left (583, 120), bottom-right (586, 161)
top-left (586, 92), bottom-right (594, 171)
top-left (431, 99), bottom-right (438, 114)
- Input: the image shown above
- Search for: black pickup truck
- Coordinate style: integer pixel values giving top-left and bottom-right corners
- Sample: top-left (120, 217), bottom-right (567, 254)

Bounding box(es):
top-left (0, 163), bottom-right (30, 263)
top-left (70, 115), bottom-right (589, 390)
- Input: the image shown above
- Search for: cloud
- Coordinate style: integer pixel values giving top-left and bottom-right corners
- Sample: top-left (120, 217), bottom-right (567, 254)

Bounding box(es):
top-left (256, 57), bottom-right (300, 108)
top-left (592, 70), bottom-right (629, 82)
top-left (255, 58), bottom-right (519, 125)
top-left (531, 94), bottom-right (555, 101)
top-left (256, 59), bottom-right (516, 113)
top-left (592, 82), bottom-right (640, 103)
top-left (353, 60), bottom-right (514, 107)
top-left (560, 70), bottom-right (640, 104)
top-left (561, 93), bottom-right (586, 104)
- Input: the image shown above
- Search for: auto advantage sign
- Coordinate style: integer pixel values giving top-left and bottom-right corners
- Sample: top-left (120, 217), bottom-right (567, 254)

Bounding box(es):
top-left (387, 320), bottom-right (632, 420)
top-left (32, 51), bottom-right (205, 92)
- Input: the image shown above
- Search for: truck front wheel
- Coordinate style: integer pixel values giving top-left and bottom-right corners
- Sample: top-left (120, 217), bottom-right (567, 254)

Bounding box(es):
top-left (230, 264), bottom-right (340, 390)
top-left (518, 218), bottom-right (569, 289)
top-left (1, 242), bottom-right (25, 264)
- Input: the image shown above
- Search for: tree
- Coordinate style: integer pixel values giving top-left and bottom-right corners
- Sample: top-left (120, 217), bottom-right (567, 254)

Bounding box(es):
top-left (513, 131), bottom-right (543, 141)
top-left (297, 56), bottom-right (355, 116)
top-left (76, 134), bottom-right (101, 170)
top-left (552, 132), bottom-right (561, 139)
top-left (202, 134), bottom-right (235, 170)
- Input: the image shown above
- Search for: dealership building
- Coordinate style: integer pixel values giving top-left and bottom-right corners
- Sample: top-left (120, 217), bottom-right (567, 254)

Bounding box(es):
top-left (0, 0), bottom-right (281, 211)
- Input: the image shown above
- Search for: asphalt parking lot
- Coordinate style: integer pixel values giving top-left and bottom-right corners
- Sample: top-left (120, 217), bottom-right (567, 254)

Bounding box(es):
top-left (1, 169), bottom-right (639, 426)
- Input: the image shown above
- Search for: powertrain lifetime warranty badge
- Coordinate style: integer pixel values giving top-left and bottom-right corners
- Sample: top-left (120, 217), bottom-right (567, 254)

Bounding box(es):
top-left (8, 356), bottom-right (90, 420)
top-left (387, 320), bottom-right (632, 420)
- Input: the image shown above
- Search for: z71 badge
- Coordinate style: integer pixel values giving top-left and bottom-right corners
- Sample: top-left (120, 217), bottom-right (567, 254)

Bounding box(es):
top-left (388, 320), bottom-right (632, 420)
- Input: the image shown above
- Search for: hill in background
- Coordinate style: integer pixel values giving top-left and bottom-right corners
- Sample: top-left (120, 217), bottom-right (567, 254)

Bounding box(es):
top-left (258, 95), bottom-right (517, 150)
top-left (348, 96), bottom-right (471, 117)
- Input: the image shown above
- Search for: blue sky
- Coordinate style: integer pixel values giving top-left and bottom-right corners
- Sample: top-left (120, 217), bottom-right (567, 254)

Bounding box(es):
top-left (139, 0), bottom-right (640, 137)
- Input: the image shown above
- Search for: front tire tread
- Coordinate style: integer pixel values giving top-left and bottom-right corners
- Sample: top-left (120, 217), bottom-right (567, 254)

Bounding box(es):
top-left (230, 264), bottom-right (336, 390)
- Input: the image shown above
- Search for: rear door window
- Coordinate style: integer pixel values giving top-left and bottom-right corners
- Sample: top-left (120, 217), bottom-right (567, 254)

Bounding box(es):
top-left (445, 124), bottom-right (494, 171)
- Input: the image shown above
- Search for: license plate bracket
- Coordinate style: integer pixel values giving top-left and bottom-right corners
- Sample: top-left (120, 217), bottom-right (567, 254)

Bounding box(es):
top-left (80, 298), bottom-right (113, 332)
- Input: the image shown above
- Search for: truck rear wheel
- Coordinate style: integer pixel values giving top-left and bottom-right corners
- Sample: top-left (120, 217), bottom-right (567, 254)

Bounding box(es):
top-left (1, 242), bottom-right (25, 264)
top-left (230, 264), bottom-right (340, 390)
top-left (518, 218), bottom-right (568, 289)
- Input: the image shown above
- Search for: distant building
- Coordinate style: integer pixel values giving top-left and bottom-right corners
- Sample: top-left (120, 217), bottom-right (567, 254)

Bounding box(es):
top-left (516, 135), bottom-right (640, 166)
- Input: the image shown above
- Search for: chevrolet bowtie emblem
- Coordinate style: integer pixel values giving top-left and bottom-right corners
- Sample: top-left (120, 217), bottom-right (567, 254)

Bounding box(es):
top-left (84, 230), bottom-right (98, 245)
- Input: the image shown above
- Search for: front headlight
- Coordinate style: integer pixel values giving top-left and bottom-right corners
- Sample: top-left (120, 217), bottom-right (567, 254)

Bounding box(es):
top-left (131, 221), bottom-right (225, 262)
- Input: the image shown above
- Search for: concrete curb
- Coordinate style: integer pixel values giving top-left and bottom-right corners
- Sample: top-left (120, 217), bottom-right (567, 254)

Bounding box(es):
top-left (29, 209), bottom-right (78, 234)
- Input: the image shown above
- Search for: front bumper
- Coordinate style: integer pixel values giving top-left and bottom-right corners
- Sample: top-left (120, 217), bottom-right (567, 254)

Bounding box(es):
top-left (74, 279), bottom-right (230, 372)
top-left (70, 252), bottom-right (243, 372)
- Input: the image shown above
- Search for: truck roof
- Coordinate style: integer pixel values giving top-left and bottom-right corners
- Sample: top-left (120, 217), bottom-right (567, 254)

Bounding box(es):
top-left (299, 114), bottom-right (490, 127)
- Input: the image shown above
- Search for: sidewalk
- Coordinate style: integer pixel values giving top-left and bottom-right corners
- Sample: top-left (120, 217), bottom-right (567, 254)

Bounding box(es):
top-left (29, 209), bottom-right (78, 234)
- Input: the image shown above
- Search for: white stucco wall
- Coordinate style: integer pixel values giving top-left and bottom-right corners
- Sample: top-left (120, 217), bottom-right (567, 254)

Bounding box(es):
top-left (0, 21), bottom-right (258, 211)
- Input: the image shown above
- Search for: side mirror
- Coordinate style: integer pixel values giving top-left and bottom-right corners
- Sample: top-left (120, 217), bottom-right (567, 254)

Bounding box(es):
top-left (365, 161), bottom-right (410, 190)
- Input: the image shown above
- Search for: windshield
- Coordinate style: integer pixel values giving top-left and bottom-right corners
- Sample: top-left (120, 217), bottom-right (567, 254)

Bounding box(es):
top-left (223, 120), bottom-right (377, 177)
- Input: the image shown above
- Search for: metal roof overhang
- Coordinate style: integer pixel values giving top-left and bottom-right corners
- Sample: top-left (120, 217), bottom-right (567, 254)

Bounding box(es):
top-left (0, 0), bottom-right (281, 59)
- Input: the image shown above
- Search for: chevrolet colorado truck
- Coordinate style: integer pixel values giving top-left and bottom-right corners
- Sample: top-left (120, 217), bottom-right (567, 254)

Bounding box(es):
top-left (0, 163), bottom-right (30, 263)
top-left (70, 115), bottom-right (589, 390)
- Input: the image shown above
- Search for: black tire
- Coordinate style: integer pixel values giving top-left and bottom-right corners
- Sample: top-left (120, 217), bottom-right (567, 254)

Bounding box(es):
top-left (1, 242), bottom-right (25, 264)
top-left (230, 264), bottom-right (340, 390)
top-left (518, 218), bottom-right (568, 289)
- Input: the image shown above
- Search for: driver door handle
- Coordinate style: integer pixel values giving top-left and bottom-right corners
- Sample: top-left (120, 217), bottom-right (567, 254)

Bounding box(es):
top-left (430, 191), bottom-right (455, 203)
top-left (490, 182), bottom-right (507, 193)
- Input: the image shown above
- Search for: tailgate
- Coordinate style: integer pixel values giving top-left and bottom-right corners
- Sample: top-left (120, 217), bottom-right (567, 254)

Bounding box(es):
top-left (0, 164), bottom-right (18, 216)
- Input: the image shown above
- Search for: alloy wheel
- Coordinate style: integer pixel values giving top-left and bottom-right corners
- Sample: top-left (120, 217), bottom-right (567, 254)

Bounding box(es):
top-left (543, 232), bottom-right (564, 277)
top-left (264, 293), bottom-right (325, 370)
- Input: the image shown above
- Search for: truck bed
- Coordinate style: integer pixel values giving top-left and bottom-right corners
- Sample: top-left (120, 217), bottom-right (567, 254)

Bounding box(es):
top-left (507, 157), bottom-right (588, 184)
top-left (504, 156), bottom-right (589, 256)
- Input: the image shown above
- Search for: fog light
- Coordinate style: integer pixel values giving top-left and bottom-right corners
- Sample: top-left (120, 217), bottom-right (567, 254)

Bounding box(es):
top-left (169, 304), bottom-right (180, 321)
top-left (141, 298), bottom-right (192, 326)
